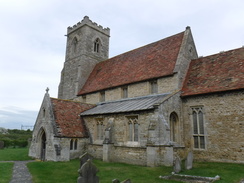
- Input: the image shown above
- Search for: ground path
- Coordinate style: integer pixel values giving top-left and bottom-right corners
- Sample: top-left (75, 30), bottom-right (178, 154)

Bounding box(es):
top-left (0, 160), bottom-right (34, 183)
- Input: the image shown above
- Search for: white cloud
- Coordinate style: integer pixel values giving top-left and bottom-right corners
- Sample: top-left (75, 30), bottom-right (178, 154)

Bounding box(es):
top-left (0, 0), bottom-right (243, 129)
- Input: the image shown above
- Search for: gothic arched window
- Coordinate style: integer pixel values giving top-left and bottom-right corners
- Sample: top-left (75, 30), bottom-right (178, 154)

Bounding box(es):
top-left (70, 139), bottom-right (73, 150)
top-left (72, 37), bottom-right (78, 53)
top-left (94, 38), bottom-right (100, 53)
top-left (74, 139), bottom-right (78, 150)
top-left (170, 112), bottom-right (179, 143)
top-left (192, 107), bottom-right (205, 149)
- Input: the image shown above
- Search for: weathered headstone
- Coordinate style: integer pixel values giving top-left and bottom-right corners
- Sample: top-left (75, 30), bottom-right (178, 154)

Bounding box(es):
top-left (0, 141), bottom-right (4, 149)
top-left (77, 159), bottom-right (99, 183)
top-left (79, 152), bottom-right (93, 168)
top-left (173, 157), bottom-right (181, 173)
top-left (185, 151), bottom-right (193, 170)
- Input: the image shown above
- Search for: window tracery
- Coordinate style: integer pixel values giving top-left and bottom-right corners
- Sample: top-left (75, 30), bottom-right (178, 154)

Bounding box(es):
top-left (94, 38), bottom-right (100, 53)
top-left (192, 107), bottom-right (205, 149)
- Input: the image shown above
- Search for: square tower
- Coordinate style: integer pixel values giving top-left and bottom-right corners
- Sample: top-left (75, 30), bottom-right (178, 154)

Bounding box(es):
top-left (58, 16), bottom-right (110, 100)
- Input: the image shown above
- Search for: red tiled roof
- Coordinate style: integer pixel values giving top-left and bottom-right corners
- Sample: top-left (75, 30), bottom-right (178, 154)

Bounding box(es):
top-left (181, 47), bottom-right (244, 96)
top-left (78, 31), bottom-right (185, 95)
top-left (50, 98), bottom-right (95, 137)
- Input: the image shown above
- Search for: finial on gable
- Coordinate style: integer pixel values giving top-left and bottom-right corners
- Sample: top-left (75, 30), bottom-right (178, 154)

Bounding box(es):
top-left (186, 26), bottom-right (191, 30)
top-left (46, 87), bottom-right (49, 93)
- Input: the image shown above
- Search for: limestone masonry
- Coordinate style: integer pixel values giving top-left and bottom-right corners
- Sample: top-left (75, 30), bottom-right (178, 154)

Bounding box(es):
top-left (29, 16), bottom-right (244, 166)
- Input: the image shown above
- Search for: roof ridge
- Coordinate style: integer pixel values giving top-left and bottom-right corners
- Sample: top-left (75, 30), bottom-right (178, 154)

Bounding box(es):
top-left (194, 46), bottom-right (244, 61)
top-left (106, 31), bottom-right (185, 61)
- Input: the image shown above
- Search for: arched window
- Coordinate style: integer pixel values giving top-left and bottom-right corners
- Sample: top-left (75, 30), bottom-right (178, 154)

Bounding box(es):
top-left (42, 108), bottom-right (46, 118)
top-left (70, 139), bottom-right (73, 150)
top-left (94, 38), bottom-right (100, 53)
top-left (127, 116), bottom-right (139, 142)
top-left (74, 139), bottom-right (78, 150)
top-left (72, 37), bottom-right (78, 53)
top-left (96, 118), bottom-right (104, 140)
top-left (192, 107), bottom-right (205, 149)
top-left (170, 112), bottom-right (179, 143)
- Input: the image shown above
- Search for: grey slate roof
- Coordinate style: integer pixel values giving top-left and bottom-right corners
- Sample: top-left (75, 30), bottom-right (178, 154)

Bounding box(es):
top-left (80, 93), bottom-right (170, 116)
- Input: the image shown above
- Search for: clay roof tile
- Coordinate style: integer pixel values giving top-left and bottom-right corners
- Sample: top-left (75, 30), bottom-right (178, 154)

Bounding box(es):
top-left (182, 47), bottom-right (244, 96)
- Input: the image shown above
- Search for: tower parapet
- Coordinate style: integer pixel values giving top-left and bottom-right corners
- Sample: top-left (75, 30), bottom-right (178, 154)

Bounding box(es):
top-left (58, 16), bottom-right (110, 100)
top-left (67, 16), bottom-right (110, 36)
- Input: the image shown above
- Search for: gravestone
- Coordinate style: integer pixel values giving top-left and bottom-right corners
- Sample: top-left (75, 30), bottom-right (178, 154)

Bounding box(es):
top-left (79, 152), bottom-right (93, 168)
top-left (112, 179), bottom-right (131, 183)
top-left (173, 157), bottom-right (181, 173)
top-left (77, 159), bottom-right (99, 183)
top-left (185, 151), bottom-right (193, 170)
top-left (0, 141), bottom-right (4, 149)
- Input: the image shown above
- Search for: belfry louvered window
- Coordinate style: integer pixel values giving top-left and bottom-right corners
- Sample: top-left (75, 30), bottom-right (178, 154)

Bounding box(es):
top-left (94, 38), bottom-right (100, 53)
top-left (192, 107), bottom-right (205, 149)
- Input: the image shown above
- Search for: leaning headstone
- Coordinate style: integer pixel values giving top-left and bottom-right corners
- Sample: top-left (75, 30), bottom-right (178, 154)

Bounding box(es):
top-left (0, 141), bottom-right (4, 149)
top-left (77, 159), bottom-right (99, 183)
top-left (173, 157), bottom-right (181, 173)
top-left (185, 151), bottom-right (193, 170)
top-left (79, 152), bottom-right (93, 168)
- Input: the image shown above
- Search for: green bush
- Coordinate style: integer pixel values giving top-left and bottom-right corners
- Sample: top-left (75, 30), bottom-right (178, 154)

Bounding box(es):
top-left (0, 129), bottom-right (32, 148)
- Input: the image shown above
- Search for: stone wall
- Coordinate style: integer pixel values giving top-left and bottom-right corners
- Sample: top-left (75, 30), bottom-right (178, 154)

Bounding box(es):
top-left (58, 16), bottom-right (110, 100)
top-left (182, 90), bottom-right (244, 163)
top-left (84, 111), bottom-right (154, 165)
top-left (78, 75), bottom-right (178, 104)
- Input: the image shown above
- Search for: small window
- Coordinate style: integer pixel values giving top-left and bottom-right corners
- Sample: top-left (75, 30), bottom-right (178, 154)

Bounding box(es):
top-left (96, 118), bottom-right (104, 140)
top-left (70, 139), bottom-right (78, 150)
top-left (74, 139), bottom-right (78, 150)
top-left (192, 107), bottom-right (205, 149)
top-left (72, 37), bottom-right (78, 53)
top-left (122, 86), bottom-right (128, 98)
top-left (127, 116), bottom-right (139, 142)
top-left (43, 108), bottom-right (46, 118)
top-left (170, 112), bottom-right (179, 143)
top-left (70, 139), bottom-right (73, 150)
top-left (82, 95), bottom-right (86, 103)
top-left (100, 91), bottom-right (105, 102)
top-left (94, 38), bottom-right (100, 53)
top-left (150, 80), bottom-right (158, 94)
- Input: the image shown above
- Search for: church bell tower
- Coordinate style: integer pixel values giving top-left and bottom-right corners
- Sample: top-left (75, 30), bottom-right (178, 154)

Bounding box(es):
top-left (58, 16), bottom-right (110, 100)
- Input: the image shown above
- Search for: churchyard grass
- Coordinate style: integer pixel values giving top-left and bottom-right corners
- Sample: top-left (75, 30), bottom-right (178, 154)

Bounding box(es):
top-left (0, 148), bottom-right (32, 161)
top-left (27, 159), bottom-right (80, 183)
top-left (0, 162), bottom-right (14, 183)
top-left (182, 161), bottom-right (244, 183)
top-left (27, 159), bottom-right (244, 183)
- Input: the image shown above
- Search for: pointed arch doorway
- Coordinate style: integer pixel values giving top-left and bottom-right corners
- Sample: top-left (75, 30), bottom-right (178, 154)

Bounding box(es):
top-left (40, 130), bottom-right (46, 161)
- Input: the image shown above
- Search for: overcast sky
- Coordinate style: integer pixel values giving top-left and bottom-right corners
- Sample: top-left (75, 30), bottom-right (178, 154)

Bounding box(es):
top-left (0, 0), bottom-right (243, 129)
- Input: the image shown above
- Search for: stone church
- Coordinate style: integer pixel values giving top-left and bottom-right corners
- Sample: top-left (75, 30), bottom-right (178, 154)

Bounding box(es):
top-left (29, 16), bottom-right (244, 166)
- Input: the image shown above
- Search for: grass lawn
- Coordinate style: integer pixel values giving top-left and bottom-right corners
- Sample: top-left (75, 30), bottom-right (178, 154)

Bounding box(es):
top-left (0, 162), bottom-right (14, 183)
top-left (182, 161), bottom-right (244, 183)
top-left (0, 148), bottom-right (32, 161)
top-left (27, 159), bottom-right (244, 183)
